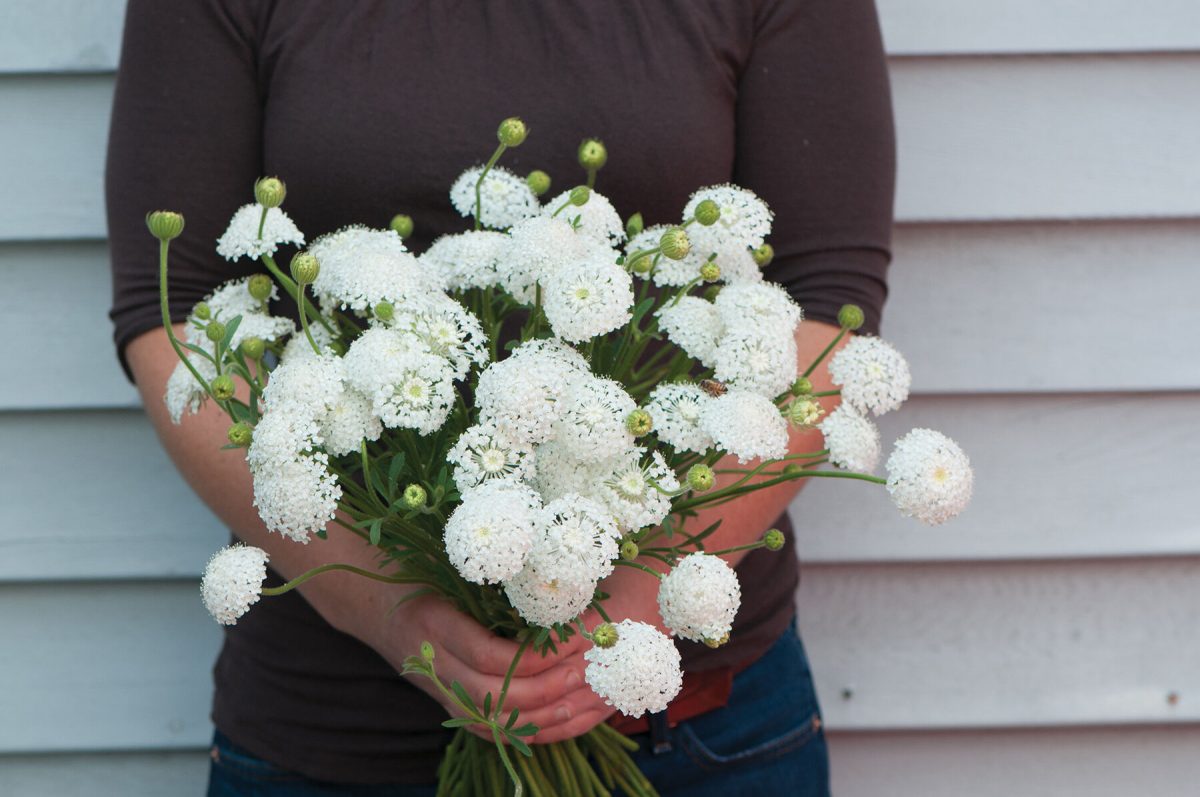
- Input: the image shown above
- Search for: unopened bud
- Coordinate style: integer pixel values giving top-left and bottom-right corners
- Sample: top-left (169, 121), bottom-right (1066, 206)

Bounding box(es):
top-left (254, 176), bottom-right (286, 208)
top-left (145, 210), bottom-right (185, 241)
top-left (838, 304), bottom-right (865, 331)
top-left (290, 252), bottom-right (320, 284)
top-left (763, 528), bottom-right (785, 551)
top-left (240, 336), bottom-right (265, 360)
top-left (227, 422), bottom-right (253, 448)
top-left (620, 540), bottom-right (640, 561)
top-left (625, 212), bottom-right (644, 239)
top-left (569, 185), bottom-right (591, 207)
top-left (783, 463), bottom-right (803, 476)
top-left (786, 397), bottom-right (824, 428)
top-left (630, 253), bottom-right (655, 274)
top-left (374, 301), bottom-right (395, 322)
top-left (699, 261), bottom-right (721, 283)
top-left (247, 273), bottom-right (273, 302)
top-left (703, 633), bottom-right (730, 649)
top-left (752, 243), bottom-right (774, 267)
top-left (389, 214), bottom-right (414, 239)
top-left (402, 483), bottom-right (427, 509)
top-left (694, 199), bottom-right (721, 226)
top-left (625, 409), bottom-right (653, 437)
top-left (497, 117), bottom-right (528, 147)
top-left (592, 623), bottom-right (620, 649)
top-left (211, 374), bottom-right (235, 401)
top-left (577, 138), bottom-right (608, 171)
top-left (205, 321), bottom-right (227, 343)
top-left (193, 302), bottom-right (212, 321)
top-left (703, 285), bottom-right (721, 302)
top-left (421, 641), bottom-right (436, 662)
top-left (526, 170), bottom-right (551, 197)
top-left (791, 376), bottom-right (813, 396)
top-left (686, 464), bottom-right (715, 492)
top-left (659, 227), bottom-right (691, 261)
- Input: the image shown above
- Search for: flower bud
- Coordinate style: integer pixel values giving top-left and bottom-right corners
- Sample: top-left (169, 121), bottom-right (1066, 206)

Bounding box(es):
top-left (751, 243), bottom-right (774, 267)
top-left (591, 623), bottom-right (620, 649)
top-left (211, 374), bottom-right (235, 401)
top-left (569, 185), bottom-right (591, 207)
top-left (763, 528), bottom-right (785, 551)
top-left (497, 117), bottom-right (528, 147)
top-left (783, 463), bottom-right (803, 476)
top-left (686, 464), bottom-right (714, 492)
top-left (625, 212), bottom-right (644, 239)
top-left (227, 421), bottom-right (253, 448)
top-left (699, 261), bottom-right (721, 283)
top-left (838, 303), bottom-right (865, 331)
top-left (205, 321), bottom-right (227, 343)
top-left (421, 641), bottom-right (436, 662)
top-left (659, 227), bottom-right (691, 261)
top-left (290, 252), bottom-right (320, 284)
top-left (791, 376), bottom-right (813, 396)
top-left (630, 253), bottom-right (654, 274)
top-left (193, 302), bottom-right (212, 321)
top-left (703, 285), bottom-right (722, 302)
top-left (625, 409), bottom-right (653, 437)
top-left (703, 632), bottom-right (731, 649)
top-left (526, 170), bottom-right (552, 197)
top-left (254, 177), bottom-right (287, 209)
top-left (620, 540), bottom-right (640, 561)
top-left (245, 275), bottom-right (271, 303)
top-left (402, 483), bottom-right (427, 509)
top-left (240, 336), bottom-right (265, 360)
top-left (145, 210), bottom-right (185, 241)
top-left (786, 397), bottom-right (824, 428)
top-left (374, 301), bottom-right (394, 322)
top-left (389, 214), bottom-right (414, 239)
top-left (577, 138), bottom-right (608, 171)
top-left (694, 199), bottom-right (721, 226)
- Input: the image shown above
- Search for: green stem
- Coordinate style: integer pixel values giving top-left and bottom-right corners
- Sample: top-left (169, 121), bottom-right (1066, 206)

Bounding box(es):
top-left (158, 239), bottom-right (216, 395)
top-left (260, 563), bottom-right (425, 596)
top-left (614, 560), bottom-right (663, 579)
top-left (704, 540), bottom-right (767, 557)
top-left (475, 143), bottom-right (508, 231)
top-left (674, 468), bottom-right (886, 514)
top-left (495, 636), bottom-right (531, 720)
top-left (802, 327), bottom-right (847, 378)
top-left (297, 281), bottom-right (321, 354)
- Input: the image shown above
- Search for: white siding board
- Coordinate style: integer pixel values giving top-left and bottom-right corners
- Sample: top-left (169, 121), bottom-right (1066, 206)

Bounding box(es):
top-left (827, 726), bottom-right (1200, 797)
top-left (797, 558), bottom-right (1200, 729)
top-left (0, 0), bottom-right (126, 74)
top-left (0, 410), bottom-right (227, 582)
top-left (792, 393), bottom-right (1200, 563)
top-left (879, 0), bottom-right (1200, 56)
top-left (0, 750), bottom-right (208, 797)
top-left (0, 581), bottom-right (220, 753)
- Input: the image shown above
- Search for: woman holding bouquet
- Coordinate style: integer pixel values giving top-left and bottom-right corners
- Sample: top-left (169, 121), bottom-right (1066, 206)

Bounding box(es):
top-left (107, 1), bottom-right (894, 794)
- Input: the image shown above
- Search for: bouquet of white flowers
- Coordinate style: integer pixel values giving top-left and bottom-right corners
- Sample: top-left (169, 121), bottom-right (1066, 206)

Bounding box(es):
top-left (148, 118), bottom-right (973, 796)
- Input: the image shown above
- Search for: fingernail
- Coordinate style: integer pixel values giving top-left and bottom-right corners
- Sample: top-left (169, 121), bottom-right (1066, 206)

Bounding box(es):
top-left (555, 705), bottom-right (571, 723)
top-left (565, 669), bottom-right (582, 689)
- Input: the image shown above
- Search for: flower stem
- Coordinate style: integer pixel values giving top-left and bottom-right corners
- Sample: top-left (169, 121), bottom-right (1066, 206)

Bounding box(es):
top-left (158, 238), bottom-right (216, 395)
top-left (297, 281), bottom-right (321, 355)
top-left (614, 560), bottom-right (663, 579)
top-left (260, 563), bottom-right (424, 596)
top-left (802, 327), bottom-right (847, 379)
top-left (475, 143), bottom-right (508, 231)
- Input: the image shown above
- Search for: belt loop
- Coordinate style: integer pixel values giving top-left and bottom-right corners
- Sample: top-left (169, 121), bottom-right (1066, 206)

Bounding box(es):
top-left (648, 710), bottom-right (673, 755)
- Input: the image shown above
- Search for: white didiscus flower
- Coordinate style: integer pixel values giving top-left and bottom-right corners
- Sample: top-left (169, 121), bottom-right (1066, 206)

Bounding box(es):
top-left (201, 544), bottom-right (270, 626)
top-left (819, 404), bottom-right (881, 472)
top-left (699, 389), bottom-right (788, 463)
top-left (655, 296), bottom-right (724, 366)
top-left (657, 553), bottom-right (742, 644)
top-left (447, 422), bottom-right (536, 492)
top-left (387, 295), bottom-right (489, 379)
top-left (251, 451), bottom-right (342, 543)
top-left (828, 336), bottom-right (912, 416)
top-left (713, 281), bottom-right (802, 331)
top-left (280, 320), bottom-right (338, 361)
top-left (185, 278), bottom-right (294, 350)
top-left (683, 184), bottom-right (773, 252)
top-left (528, 496), bottom-right (622, 583)
top-left (246, 407), bottom-right (324, 471)
top-left (584, 619), bottom-right (683, 718)
top-left (261, 352), bottom-right (346, 419)
top-left (216, 204), bottom-right (305, 262)
top-left (645, 383), bottom-right (714, 454)
top-left (543, 189), bottom-right (626, 247)
top-left (165, 355), bottom-right (217, 424)
top-left (543, 254), bottom-right (634, 343)
top-left (528, 439), bottom-right (602, 504)
top-left (443, 479), bottom-right (542, 584)
top-left (504, 562), bottom-right (597, 629)
top-left (450, 165), bottom-right (540, 230)
top-left (475, 339), bottom-right (590, 444)
top-left (597, 450), bottom-right (679, 533)
top-left (712, 324), bottom-right (798, 398)
top-left (712, 246), bottom-right (763, 284)
top-left (343, 327), bottom-right (456, 434)
top-left (309, 226), bottom-right (441, 314)
top-left (419, 230), bottom-right (508, 291)
top-left (625, 225), bottom-right (711, 288)
top-left (555, 377), bottom-right (638, 460)
top-left (497, 215), bottom-right (590, 303)
top-left (886, 428), bottom-right (973, 525)
top-left (318, 387), bottom-right (383, 458)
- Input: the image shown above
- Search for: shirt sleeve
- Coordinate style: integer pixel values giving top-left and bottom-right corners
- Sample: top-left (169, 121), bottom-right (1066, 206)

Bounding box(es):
top-left (106, 0), bottom-right (265, 382)
top-left (734, 0), bottom-right (896, 335)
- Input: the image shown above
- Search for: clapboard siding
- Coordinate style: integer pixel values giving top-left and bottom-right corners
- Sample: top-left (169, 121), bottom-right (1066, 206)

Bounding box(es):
top-left (0, 410), bottom-right (227, 582)
top-left (0, 750), bottom-right (209, 797)
top-left (4, 56), bottom-right (1200, 242)
top-left (0, 0), bottom-right (125, 73)
top-left (796, 558), bottom-right (1200, 729)
top-left (0, 581), bottom-right (220, 753)
top-left (827, 726), bottom-right (1200, 797)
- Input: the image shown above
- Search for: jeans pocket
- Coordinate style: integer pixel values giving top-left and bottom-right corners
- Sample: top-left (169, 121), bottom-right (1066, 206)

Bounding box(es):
top-left (210, 732), bottom-right (303, 784)
top-left (677, 710), bottom-right (824, 771)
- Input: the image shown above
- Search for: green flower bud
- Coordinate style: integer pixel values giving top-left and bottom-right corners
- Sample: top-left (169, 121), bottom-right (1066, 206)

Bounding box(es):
top-left (193, 302), bottom-right (212, 321)
top-left (239, 336), bottom-right (265, 360)
top-left (389, 214), bottom-right (414, 239)
top-left (686, 464), bottom-right (715, 492)
top-left (247, 273), bottom-right (273, 302)
top-left (205, 320), bottom-right (227, 343)
top-left (591, 623), bottom-right (620, 649)
top-left (402, 483), bottom-right (427, 509)
top-left (783, 463), bottom-right (803, 476)
top-left (699, 261), bottom-right (721, 283)
top-left (421, 641), bottom-right (436, 662)
top-left (751, 243), bottom-right (775, 267)
top-left (791, 376), bottom-right (813, 396)
top-left (659, 227), bottom-right (691, 261)
top-left (630, 252), bottom-right (655, 274)
top-left (526, 170), bottom-right (552, 197)
top-left (577, 138), bottom-right (608, 171)
top-left (497, 117), bottom-right (528, 147)
top-left (625, 212), bottom-right (644, 239)
top-left (254, 176), bottom-right (287, 209)
top-left (145, 210), bottom-right (185, 241)
top-left (227, 421), bottom-right (253, 448)
top-left (786, 397), bottom-right (824, 428)
top-left (703, 285), bottom-right (722, 302)
top-left (569, 185), bottom-right (591, 207)
top-left (374, 301), bottom-right (394, 322)
top-left (838, 303), bottom-right (865, 331)
top-left (211, 374), bottom-right (235, 401)
top-left (703, 632), bottom-right (730, 649)
top-left (763, 528), bottom-right (785, 551)
top-left (620, 540), bottom-right (640, 561)
top-left (694, 199), bottom-right (721, 226)
top-left (290, 252), bottom-right (320, 285)
top-left (625, 409), bottom-right (653, 437)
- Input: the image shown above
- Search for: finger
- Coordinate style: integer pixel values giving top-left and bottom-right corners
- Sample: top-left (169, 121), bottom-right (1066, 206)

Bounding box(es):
top-left (420, 608), bottom-right (527, 677)
top-left (511, 681), bottom-right (610, 737)
top-left (428, 647), bottom-right (589, 719)
top-left (529, 707), bottom-right (616, 744)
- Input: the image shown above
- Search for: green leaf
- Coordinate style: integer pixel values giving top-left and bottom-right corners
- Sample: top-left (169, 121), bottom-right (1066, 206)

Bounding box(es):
top-left (387, 453), bottom-right (407, 491)
top-left (507, 735), bottom-right (533, 757)
top-left (368, 518), bottom-right (382, 546)
top-left (504, 708), bottom-right (520, 729)
top-left (441, 717), bottom-right (476, 728)
top-left (509, 723), bottom-right (538, 737)
top-left (630, 296), bottom-right (656, 326)
top-left (451, 680), bottom-right (479, 715)
top-left (219, 314), bottom-right (243, 352)
top-left (483, 692), bottom-right (493, 717)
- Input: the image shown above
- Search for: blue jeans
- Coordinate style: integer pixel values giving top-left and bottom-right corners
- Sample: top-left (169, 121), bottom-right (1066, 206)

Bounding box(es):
top-left (207, 623), bottom-right (828, 796)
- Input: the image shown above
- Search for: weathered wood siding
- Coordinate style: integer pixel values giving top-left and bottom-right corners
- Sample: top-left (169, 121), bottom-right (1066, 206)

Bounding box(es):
top-left (0, 1), bottom-right (1196, 793)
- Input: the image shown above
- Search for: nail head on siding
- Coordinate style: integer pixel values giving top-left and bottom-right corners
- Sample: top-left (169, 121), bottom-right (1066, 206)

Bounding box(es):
top-left (1167, 691), bottom-right (1181, 707)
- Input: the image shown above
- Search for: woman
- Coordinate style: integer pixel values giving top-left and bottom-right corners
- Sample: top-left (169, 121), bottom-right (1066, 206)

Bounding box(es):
top-left (107, 1), bottom-right (894, 794)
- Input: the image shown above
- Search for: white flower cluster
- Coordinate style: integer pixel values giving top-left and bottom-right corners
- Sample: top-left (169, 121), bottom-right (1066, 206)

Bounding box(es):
top-left (201, 544), bottom-right (270, 625)
top-left (886, 428), bottom-right (974, 525)
top-left (584, 620), bottom-right (683, 718)
top-left (657, 553), bottom-right (742, 644)
top-left (450, 165), bottom-right (540, 230)
top-left (819, 404), bottom-right (882, 472)
top-left (216, 204), bottom-right (305, 261)
top-left (829, 336), bottom-right (912, 416)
